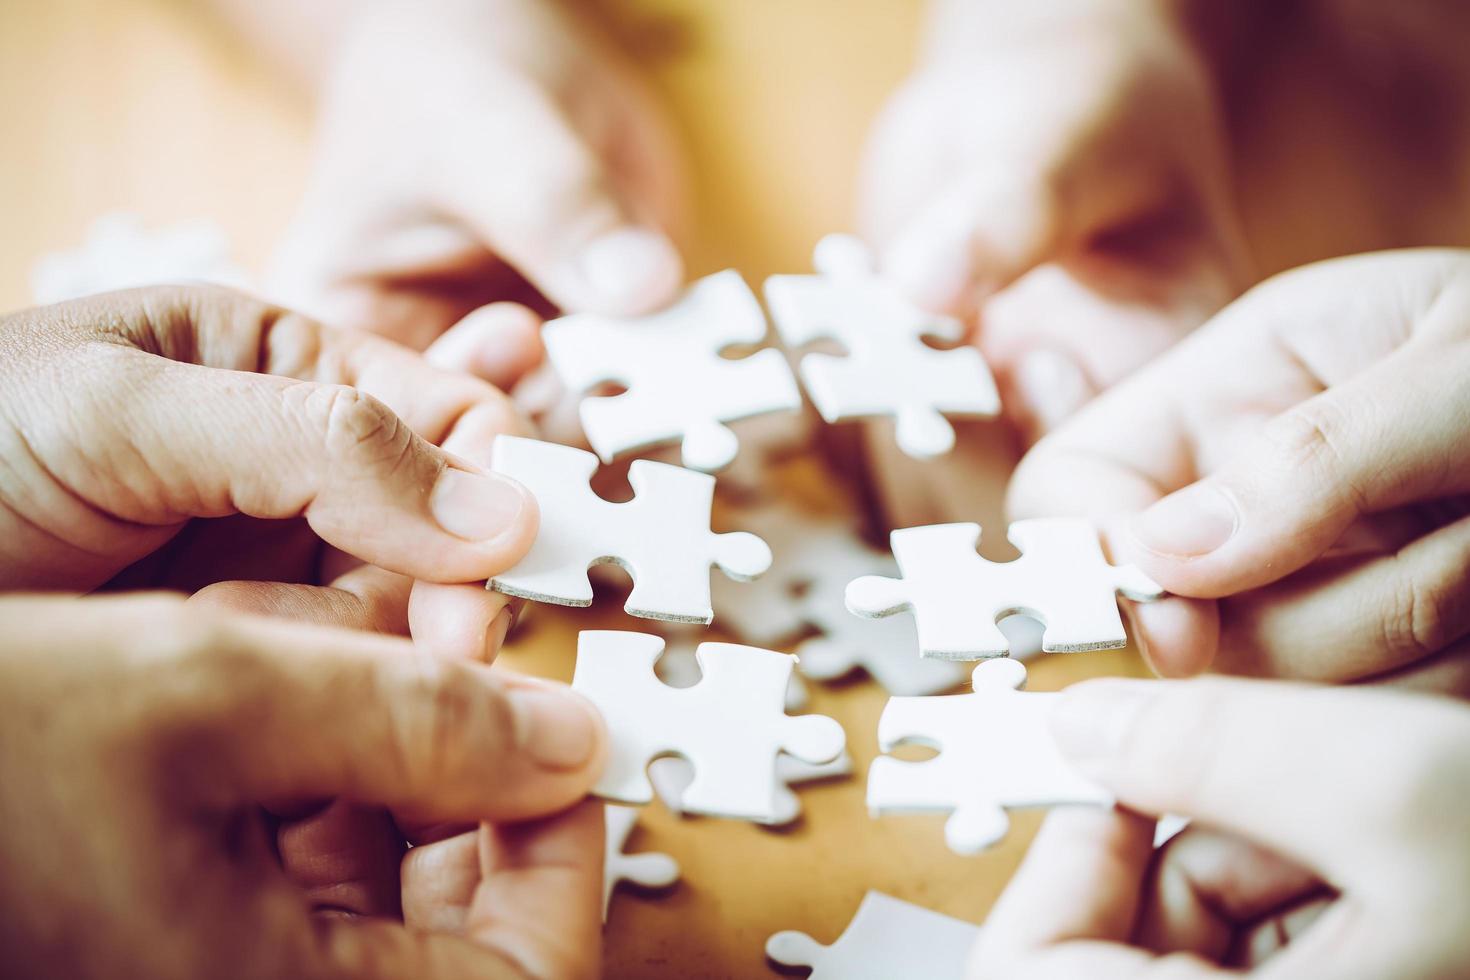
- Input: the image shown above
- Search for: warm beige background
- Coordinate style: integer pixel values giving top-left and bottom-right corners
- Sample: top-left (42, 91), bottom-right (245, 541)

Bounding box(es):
top-left (0, 2), bottom-right (1145, 976)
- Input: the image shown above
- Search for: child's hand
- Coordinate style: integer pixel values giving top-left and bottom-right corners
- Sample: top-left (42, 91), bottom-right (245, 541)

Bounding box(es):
top-left (0, 593), bottom-right (606, 980)
top-left (862, 0), bottom-right (1470, 439)
top-left (269, 0), bottom-right (686, 372)
top-left (1008, 250), bottom-right (1470, 688)
top-left (0, 286), bottom-right (538, 662)
top-left (971, 675), bottom-right (1470, 978)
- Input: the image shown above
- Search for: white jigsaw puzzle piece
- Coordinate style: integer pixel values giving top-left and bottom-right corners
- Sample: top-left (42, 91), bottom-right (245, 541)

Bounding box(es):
top-left (867, 658), bottom-right (1111, 854)
top-left (766, 890), bottom-right (980, 979)
top-left (543, 270), bottom-right (801, 472)
top-left (795, 571), bottom-right (972, 698)
top-left (654, 625), bottom-right (808, 711)
top-left (707, 501), bottom-right (972, 697)
top-left (847, 519), bottom-right (1164, 660)
top-left (602, 804), bottom-right (679, 922)
top-left (648, 750), bottom-right (853, 827)
top-left (30, 212), bottom-right (248, 304)
top-left (489, 436), bottom-right (772, 624)
top-left (572, 630), bottom-right (846, 822)
top-left (764, 234), bottom-right (999, 459)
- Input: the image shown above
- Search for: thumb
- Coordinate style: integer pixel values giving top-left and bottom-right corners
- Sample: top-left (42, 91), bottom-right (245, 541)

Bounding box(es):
top-left (1048, 675), bottom-right (1470, 885)
top-left (1119, 333), bottom-right (1470, 598)
top-left (95, 355), bottom-right (538, 585)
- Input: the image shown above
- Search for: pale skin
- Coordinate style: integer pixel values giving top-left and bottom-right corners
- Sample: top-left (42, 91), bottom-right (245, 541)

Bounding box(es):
top-left (969, 674), bottom-right (1470, 979)
top-left (973, 249), bottom-right (1470, 975)
top-left (1008, 250), bottom-right (1470, 690)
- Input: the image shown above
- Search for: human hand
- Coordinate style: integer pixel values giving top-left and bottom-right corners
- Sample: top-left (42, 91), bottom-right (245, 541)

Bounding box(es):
top-left (1008, 249), bottom-right (1470, 689)
top-left (0, 285), bottom-right (538, 661)
top-left (861, 0), bottom-right (1248, 438)
top-left (863, 0), bottom-right (1470, 439)
top-left (0, 592), bottom-right (606, 979)
top-left (269, 0), bottom-right (686, 372)
top-left (970, 674), bottom-right (1470, 979)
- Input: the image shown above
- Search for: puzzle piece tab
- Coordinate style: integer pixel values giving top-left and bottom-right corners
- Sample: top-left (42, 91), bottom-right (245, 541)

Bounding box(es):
top-left (489, 436), bottom-right (772, 624)
top-left (764, 234), bottom-right (999, 459)
top-left (543, 270), bottom-right (801, 472)
top-left (766, 891), bottom-right (980, 979)
top-left (708, 501), bottom-right (971, 697)
top-left (572, 631), bottom-right (847, 822)
top-left (847, 519), bottom-right (1163, 660)
top-left (603, 804), bottom-right (679, 922)
top-left (867, 658), bottom-right (1111, 854)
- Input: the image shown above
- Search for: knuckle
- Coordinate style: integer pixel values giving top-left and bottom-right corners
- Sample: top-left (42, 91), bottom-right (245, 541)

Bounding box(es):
top-left (312, 385), bottom-right (414, 471)
top-left (1118, 682), bottom-right (1231, 805)
top-left (1261, 401), bottom-right (1366, 512)
top-left (385, 655), bottom-right (504, 790)
top-left (1380, 566), bottom-right (1457, 668)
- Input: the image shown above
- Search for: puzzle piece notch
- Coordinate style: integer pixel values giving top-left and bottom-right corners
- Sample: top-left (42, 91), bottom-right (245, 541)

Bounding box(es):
top-left (846, 519), bottom-right (1164, 660)
top-left (765, 891), bottom-right (980, 979)
top-left (654, 626), bottom-right (808, 711)
top-left (765, 234), bottom-right (1000, 460)
top-left (489, 436), bottom-right (772, 624)
top-left (649, 750), bottom-right (853, 827)
top-left (543, 269), bottom-right (801, 472)
top-left (572, 630), bottom-right (846, 821)
top-left (867, 658), bottom-right (1111, 854)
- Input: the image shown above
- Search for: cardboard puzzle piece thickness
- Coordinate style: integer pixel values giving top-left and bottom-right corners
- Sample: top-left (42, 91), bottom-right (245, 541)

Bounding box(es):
top-left (543, 270), bottom-right (801, 472)
top-left (489, 436), bottom-right (772, 624)
top-left (572, 630), bottom-right (846, 822)
top-left (867, 659), bottom-right (1111, 854)
top-left (765, 234), bottom-right (999, 459)
top-left (847, 518), bottom-right (1163, 660)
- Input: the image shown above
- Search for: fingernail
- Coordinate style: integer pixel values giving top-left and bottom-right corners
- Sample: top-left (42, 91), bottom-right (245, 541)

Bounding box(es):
top-left (1128, 482), bottom-right (1238, 558)
top-left (430, 468), bottom-right (532, 542)
top-left (1014, 349), bottom-right (1092, 433)
top-left (578, 228), bottom-right (681, 310)
top-left (1050, 680), bottom-right (1155, 765)
top-left (487, 607), bottom-right (514, 658)
top-left (508, 682), bottom-right (602, 770)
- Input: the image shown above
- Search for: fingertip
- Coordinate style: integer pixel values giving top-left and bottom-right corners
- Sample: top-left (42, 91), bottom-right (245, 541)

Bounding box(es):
top-left (1129, 597), bottom-right (1219, 678)
top-left (1010, 347), bottom-right (1095, 439)
top-left (428, 303), bottom-right (546, 390)
top-left (570, 226), bottom-right (683, 315)
top-left (881, 215), bottom-right (976, 314)
top-left (408, 582), bottom-right (515, 663)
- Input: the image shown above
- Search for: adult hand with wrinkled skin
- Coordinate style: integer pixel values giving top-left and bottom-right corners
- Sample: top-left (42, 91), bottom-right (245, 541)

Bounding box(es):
top-left (0, 285), bottom-right (538, 662)
top-left (1007, 250), bottom-right (1470, 690)
top-left (0, 593), bottom-right (606, 980)
top-left (970, 674), bottom-right (1470, 979)
top-left (266, 0), bottom-right (687, 381)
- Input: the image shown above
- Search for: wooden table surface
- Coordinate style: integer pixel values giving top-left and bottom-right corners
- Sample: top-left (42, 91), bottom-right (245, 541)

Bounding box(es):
top-left (0, 2), bottom-right (1148, 976)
